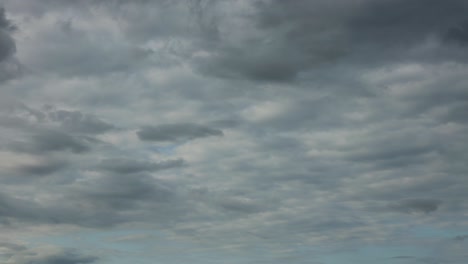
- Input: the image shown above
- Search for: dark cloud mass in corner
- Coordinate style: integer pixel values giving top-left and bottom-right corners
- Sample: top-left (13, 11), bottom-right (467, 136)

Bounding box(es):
top-left (0, 1), bottom-right (468, 264)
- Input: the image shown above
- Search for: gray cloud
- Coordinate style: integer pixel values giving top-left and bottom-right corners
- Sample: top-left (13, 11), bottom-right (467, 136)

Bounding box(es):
top-left (47, 109), bottom-right (114, 134)
top-left (1, 245), bottom-right (98, 264)
top-left (350, 0), bottom-right (468, 42)
top-left (391, 256), bottom-right (415, 259)
top-left (0, 171), bottom-right (183, 227)
top-left (8, 130), bottom-right (92, 154)
top-left (194, 0), bottom-right (348, 82)
top-left (454, 235), bottom-right (468, 241)
top-left (15, 159), bottom-right (67, 176)
top-left (20, 17), bottom-right (153, 77)
top-left (444, 20), bottom-right (468, 46)
top-left (0, 1), bottom-right (468, 264)
top-left (388, 198), bottom-right (442, 214)
top-left (19, 252), bottom-right (98, 264)
top-left (218, 197), bottom-right (264, 214)
top-left (0, 242), bottom-right (27, 252)
top-left (74, 173), bottom-right (175, 211)
top-left (0, 7), bottom-right (15, 61)
top-left (0, 7), bottom-right (19, 82)
top-left (194, 0), bottom-right (468, 81)
top-left (137, 123), bottom-right (223, 142)
top-left (96, 158), bottom-right (185, 174)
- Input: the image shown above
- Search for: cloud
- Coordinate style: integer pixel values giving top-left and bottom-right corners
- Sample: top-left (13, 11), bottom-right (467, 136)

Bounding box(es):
top-left (0, 171), bottom-right (184, 227)
top-left (391, 256), bottom-right (415, 259)
top-left (14, 159), bottom-right (68, 176)
top-left (17, 17), bottom-right (153, 77)
top-left (0, 242), bottom-right (27, 252)
top-left (193, 0), bottom-right (348, 81)
top-left (0, 7), bottom-right (20, 82)
top-left (8, 130), bottom-right (92, 154)
top-left (47, 109), bottom-right (114, 134)
top-left (444, 20), bottom-right (468, 46)
top-left (454, 235), bottom-right (468, 241)
top-left (0, 2), bottom-right (468, 264)
top-left (388, 198), bottom-right (442, 214)
top-left (218, 197), bottom-right (264, 214)
top-left (137, 123), bottom-right (223, 142)
top-left (193, 0), bottom-right (468, 81)
top-left (0, 7), bottom-right (15, 61)
top-left (2, 245), bottom-right (98, 264)
top-left (96, 158), bottom-right (185, 174)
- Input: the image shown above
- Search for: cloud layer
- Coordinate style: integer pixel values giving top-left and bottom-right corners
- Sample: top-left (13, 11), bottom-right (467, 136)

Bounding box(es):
top-left (0, 1), bottom-right (467, 264)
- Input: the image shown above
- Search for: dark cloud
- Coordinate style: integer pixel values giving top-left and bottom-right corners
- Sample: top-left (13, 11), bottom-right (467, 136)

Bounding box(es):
top-left (0, 7), bottom-right (16, 31)
top-left (1, 1), bottom-right (468, 264)
top-left (0, 191), bottom-right (50, 224)
top-left (350, 0), bottom-right (468, 42)
top-left (444, 20), bottom-right (468, 46)
top-left (0, 7), bottom-right (19, 82)
top-left (47, 109), bottom-right (114, 134)
top-left (0, 242), bottom-right (27, 251)
top-left (0, 171), bottom-right (182, 227)
top-left (8, 130), bottom-right (92, 154)
top-left (22, 251), bottom-right (98, 264)
top-left (15, 159), bottom-right (67, 176)
top-left (194, 0), bottom-right (348, 82)
top-left (391, 256), bottom-right (415, 259)
top-left (137, 123), bottom-right (223, 142)
top-left (219, 197), bottom-right (264, 214)
top-left (0, 26), bottom-right (15, 62)
top-left (2, 246), bottom-right (98, 264)
top-left (0, 7), bottom-right (15, 61)
top-left (96, 158), bottom-right (184, 174)
top-left (388, 198), bottom-right (442, 214)
top-left (454, 235), bottom-right (468, 241)
top-left (19, 18), bottom-right (153, 77)
top-left (194, 0), bottom-right (468, 81)
top-left (344, 0), bottom-right (468, 64)
top-left (74, 173), bottom-right (175, 212)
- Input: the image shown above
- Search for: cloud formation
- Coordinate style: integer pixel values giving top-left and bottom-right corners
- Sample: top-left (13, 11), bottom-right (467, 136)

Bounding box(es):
top-left (0, 1), bottom-right (467, 264)
top-left (0, 7), bottom-right (19, 82)
top-left (137, 123), bottom-right (223, 142)
top-left (0, 244), bottom-right (98, 264)
top-left (96, 158), bottom-right (185, 174)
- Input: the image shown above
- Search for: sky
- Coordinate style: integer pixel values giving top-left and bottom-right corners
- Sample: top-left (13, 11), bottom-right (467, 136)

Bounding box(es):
top-left (0, 0), bottom-right (468, 263)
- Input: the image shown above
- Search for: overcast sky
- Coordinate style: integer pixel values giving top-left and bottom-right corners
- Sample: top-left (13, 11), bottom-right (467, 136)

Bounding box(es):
top-left (1, 1), bottom-right (468, 263)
